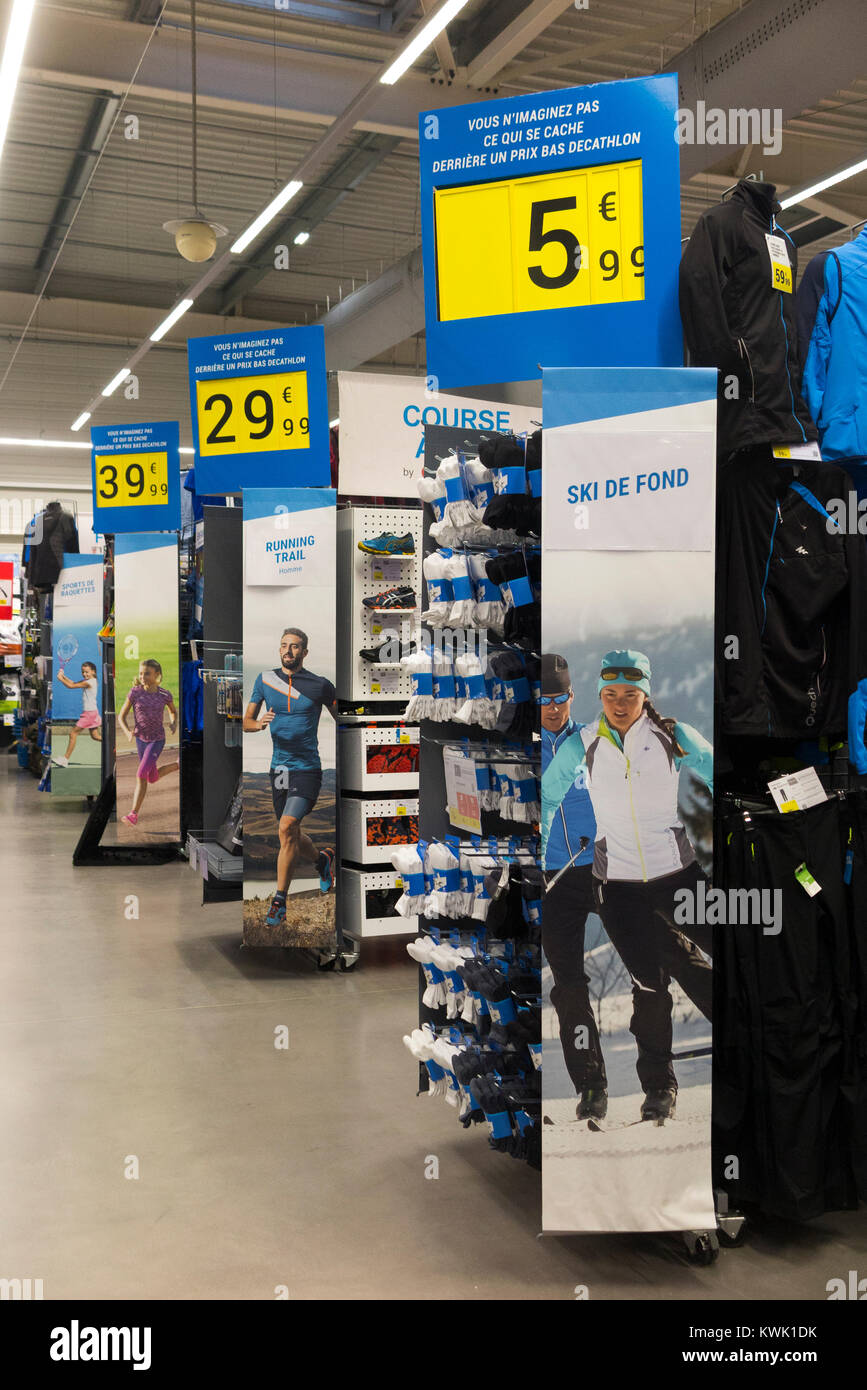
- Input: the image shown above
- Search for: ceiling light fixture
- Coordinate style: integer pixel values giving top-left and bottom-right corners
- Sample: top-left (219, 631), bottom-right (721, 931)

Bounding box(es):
top-left (293, 230), bottom-right (310, 245)
top-left (150, 297), bottom-right (195, 342)
top-left (778, 154), bottom-right (867, 211)
top-left (101, 367), bottom-right (132, 397)
top-left (380, 0), bottom-right (470, 86)
top-left (0, 0), bottom-right (36, 164)
top-left (0, 436), bottom-right (91, 450)
top-left (71, 412), bottom-right (92, 432)
top-left (231, 181), bottom-right (304, 254)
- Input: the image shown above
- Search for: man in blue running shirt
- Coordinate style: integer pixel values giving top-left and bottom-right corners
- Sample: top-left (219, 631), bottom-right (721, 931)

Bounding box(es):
top-left (244, 628), bottom-right (337, 928)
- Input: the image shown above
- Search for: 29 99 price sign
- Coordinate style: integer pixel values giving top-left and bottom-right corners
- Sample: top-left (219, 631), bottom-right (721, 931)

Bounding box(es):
top-left (195, 369), bottom-right (310, 457)
top-left (94, 451), bottom-right (168, 508)
top-left (434, 158), bottom-right (644, 322)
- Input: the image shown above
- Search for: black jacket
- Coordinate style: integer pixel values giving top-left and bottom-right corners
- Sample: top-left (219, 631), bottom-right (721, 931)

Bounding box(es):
top-left (679, 180), bottom-right (817, 456)
top-left (24, 501), bottom-right (79, 588)
top-left (717, 449), bottom-right (867, 768)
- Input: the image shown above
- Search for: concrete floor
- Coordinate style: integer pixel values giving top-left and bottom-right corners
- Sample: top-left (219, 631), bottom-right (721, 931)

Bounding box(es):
top-left (1, 755), bottom-right (865, 1301)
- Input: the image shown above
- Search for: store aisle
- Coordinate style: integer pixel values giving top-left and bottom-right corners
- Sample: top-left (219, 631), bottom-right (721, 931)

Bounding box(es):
top-left (1, 757), bottom-right (865, 1301)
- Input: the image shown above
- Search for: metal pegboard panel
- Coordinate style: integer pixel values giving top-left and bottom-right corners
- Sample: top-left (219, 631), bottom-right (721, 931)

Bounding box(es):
top-left (337, 505), bottom-right (422, 703)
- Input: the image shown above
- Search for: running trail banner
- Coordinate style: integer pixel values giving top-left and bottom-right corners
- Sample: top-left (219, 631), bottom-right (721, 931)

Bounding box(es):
top-left (541, 367), bottom-right (717, 1233)
top-left (114, 534), bottom-right (181, 843)
top-left (51, 553), bottom-right (103, 797)
top-left (242, 489), bottom-right (338, 948)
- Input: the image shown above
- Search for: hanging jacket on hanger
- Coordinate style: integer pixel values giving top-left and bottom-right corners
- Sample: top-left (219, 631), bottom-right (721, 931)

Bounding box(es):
top-left (798, 226), bottom-right (867, 461)
top-left (23, 501), bottom-right (79, 588)
top-left (679, 180), bottom-right (817, 456)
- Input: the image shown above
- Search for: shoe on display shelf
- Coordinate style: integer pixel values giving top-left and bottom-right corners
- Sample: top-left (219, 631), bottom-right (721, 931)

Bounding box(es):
top-left (357, 533), bottom-right (416, 556)
top-left (361, 587), bottom-right (417, 611)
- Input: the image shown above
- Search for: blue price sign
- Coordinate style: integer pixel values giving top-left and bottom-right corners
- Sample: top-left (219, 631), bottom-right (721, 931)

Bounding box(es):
top-left (419, 74), bottom-right (682, 389)
top-left (91, 421), bottom-right (180, 534)
top-left (186, 324), bottom-right (330, 494)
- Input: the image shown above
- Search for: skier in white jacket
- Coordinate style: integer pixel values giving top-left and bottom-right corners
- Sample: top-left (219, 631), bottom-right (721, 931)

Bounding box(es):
top-left (542, 650), bottom-right (713, 1122)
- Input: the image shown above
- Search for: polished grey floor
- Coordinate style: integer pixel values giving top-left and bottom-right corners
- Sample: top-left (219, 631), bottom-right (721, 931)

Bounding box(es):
top-left (1, 756), bottom-right (865, 1301)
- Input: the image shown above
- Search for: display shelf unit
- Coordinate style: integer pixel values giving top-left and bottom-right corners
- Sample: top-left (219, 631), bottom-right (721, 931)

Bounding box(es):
top-left (338, 866), bottom-right (417, 940)
top-left (338, 722), bottom-right (420, 792)
top-left (339, 794), bottom-right (419, 865)
top-left (336, 505), bottom-right (423, 703)
top-left (186, 833), bottom-right (243, 883)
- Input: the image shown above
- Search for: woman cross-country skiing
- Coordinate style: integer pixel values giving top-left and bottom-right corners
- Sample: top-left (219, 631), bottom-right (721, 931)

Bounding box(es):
top-left (542, 649), bottom-right (713, 1123)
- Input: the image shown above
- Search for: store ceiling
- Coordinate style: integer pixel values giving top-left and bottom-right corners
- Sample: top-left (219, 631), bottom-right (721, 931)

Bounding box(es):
top-left (0, 0), bottom-right (866, 501)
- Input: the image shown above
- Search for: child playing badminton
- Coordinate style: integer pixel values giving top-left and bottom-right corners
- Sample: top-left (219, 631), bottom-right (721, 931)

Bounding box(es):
top-left (53, 660), bottom-right (101, 766)
top-left (117, 658), bottom-right (179, 826)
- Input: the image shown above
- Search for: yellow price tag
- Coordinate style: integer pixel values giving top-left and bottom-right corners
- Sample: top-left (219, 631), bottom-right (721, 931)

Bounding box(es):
top-left (772, 262), bottom-right (792, 294)
top-left (434, 159), bottom-right (644, 322)
top-left (195, 370), bottom-right (310, 456)
top-left (396, 805), bottom-right (408, 816)
top-left (94, 451), bottom-right (168, 508)
top-left (399, 731), bottom-right (410, 743)
top-left (370, 681), bottom-right (381, 694)
top-left (772, 446), bottom-right (792, 459)
top-left (766, 234), bottom-right (792, 294)
top-left (370, 622), bottom-right (382, 636)
top-left (779, 798), bottom-right (799, 813)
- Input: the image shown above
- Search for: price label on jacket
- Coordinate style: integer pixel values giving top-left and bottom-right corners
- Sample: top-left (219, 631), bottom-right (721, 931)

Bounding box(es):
top-left (194, 369), bottom-right (310, 457)
top-left (94, 450), bottom-right (168, 508)
top-left (434, 159), bottom-right (644, 321)
top-left (766, 233), bottom-right (792, 293)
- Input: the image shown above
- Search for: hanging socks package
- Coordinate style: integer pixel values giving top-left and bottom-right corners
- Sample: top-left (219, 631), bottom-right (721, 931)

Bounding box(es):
top-left (391, 843), bottom-right (427, 916)
top-left (402, 646), bottom-right (435, 722)
top-left (422, 549), bottom-right (452, 628)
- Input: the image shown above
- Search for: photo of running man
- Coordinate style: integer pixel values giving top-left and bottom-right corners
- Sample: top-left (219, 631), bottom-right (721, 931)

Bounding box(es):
top-left (540, 654), bottom-right (608, 1126)
top-left (543, 649), bottom-right (713, 1124)
top-left (243, 627), bottom-right (337, 930)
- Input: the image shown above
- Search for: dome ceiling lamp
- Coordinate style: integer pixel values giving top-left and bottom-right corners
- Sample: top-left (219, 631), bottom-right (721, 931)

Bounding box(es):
top-left (163, 0), bottom-right (226, 262)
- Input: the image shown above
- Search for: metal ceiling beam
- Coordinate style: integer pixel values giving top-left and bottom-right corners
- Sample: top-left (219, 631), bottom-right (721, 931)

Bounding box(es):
top-left (665, 0), bottom-right (867, 180)
top-left (212, 0), bottom-right (401, 31)
top-left (465, 0), bottom-right (575, 89)
top-left (314, 244), bottom-right (425, 369)
top-left (217, 131), bottom-right (402, 313)
top-left (32, 94), bottom-right (120, 287)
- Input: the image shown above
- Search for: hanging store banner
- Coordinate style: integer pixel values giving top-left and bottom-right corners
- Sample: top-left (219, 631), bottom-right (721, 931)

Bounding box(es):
top-left (50, 553), bottom-right (103, 796)
top-left (337, 370), bottom-right (539, 497)
top-left (419, 74), bottom-right (681, 389)
top-left (540, 367), bottom-right (717, 1235)
top-left (114, 533), bottom-right (180, 843)
top-left (242, 488), bottom-right (337, 948)
top-left (0, 559), bottom-right (13, 621)
top-left (187, 325), bottom-right (330, 494)
top-left (243, 487), bottom-right (336, 588)
top-left (90, 421), bottom-right (181, 535)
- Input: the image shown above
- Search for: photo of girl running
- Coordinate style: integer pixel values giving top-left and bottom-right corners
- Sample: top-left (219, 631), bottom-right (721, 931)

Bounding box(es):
top-left (52, 660), bottom-right (101, 766)
top-left (543, 649), bottom-right (713, 1124)
top-left (117, 659), bottom-right (179, 827)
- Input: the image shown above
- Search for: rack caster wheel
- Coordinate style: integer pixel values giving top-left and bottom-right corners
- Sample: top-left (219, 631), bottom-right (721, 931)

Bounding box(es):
top-left (684, 1230), bottom-right (719, 1265)
top-left (317, 949), bottom-right (338, 972)
top-left (338, 948), bottom-right (360, 972)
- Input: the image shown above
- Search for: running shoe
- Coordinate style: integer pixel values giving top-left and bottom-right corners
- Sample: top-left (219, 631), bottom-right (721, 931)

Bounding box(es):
top-left (51, 754), bottom-right (69, 767)
top-left (265, 895), bottom-right (287, 928)
top-left (318, 847), bottom-right (336, 894)
top-left (122, 811), bottom-right (139, 826)
top-left (357, 533), bottom-right (415, 556)
top-left (359, 640), bottom-right (413, 663)
top-left (361, 586), bottom-right (416, 611)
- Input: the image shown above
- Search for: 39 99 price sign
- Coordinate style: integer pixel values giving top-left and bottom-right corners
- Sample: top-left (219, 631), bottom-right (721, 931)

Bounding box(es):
top-left (94, 451), bottom-right (169, 508)
top-left (195, 369), bottom-right (310, 457)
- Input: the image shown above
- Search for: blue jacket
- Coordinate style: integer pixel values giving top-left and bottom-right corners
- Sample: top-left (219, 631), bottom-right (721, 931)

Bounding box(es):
top-left (799, 228), bottom-right (867, 461)
top-left (541, 718), bottom-right (596, 872)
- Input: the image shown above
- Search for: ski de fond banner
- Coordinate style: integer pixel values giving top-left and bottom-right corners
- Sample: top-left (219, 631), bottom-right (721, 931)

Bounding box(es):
top-left (114, 534), bottom-right (180, 843)
top-left (51, 553), bottom-right (103, 797)
top-left (242, 489), bottom-right (337, 948)
top-left (541, 367), bottom-right (717, 1234)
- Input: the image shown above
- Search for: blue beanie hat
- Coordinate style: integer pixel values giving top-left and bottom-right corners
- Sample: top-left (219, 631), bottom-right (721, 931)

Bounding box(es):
top-left (598, 649), bottom-right (651, 697)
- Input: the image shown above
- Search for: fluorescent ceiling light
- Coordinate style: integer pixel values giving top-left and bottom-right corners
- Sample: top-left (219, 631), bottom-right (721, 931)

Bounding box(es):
top-left (150, 297), bottom-right (195, 342)
top-left (293, 230), bottom-right (310, 245)
top-left (779, 154), bottom-right (867, 210)
top-left (231, 181), bottom-right (304, 254)
top-left (180, 447), bottom-right (194, 455)
top-left (380, 0), bottom-right (470, 86)
top-left (0, 0), bottom-right (36, 163)
top-left (0, 436), bottom-right (90, 449)
top-left (71, 412), bottom-right (92, 432)
top-left (329, 417), bottom-right (340, 428)
top-left (101, 367), bottom-right (131, 397)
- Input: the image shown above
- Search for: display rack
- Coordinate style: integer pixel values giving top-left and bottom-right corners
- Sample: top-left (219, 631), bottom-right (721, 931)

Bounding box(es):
top-left (336, 505), bottom-right (423, 703)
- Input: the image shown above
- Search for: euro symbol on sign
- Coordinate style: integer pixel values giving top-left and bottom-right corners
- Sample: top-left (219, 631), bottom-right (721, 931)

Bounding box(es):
top-left (282, 386), bottom-right (292, 402)
top-left (598, 191), bottom-right (616, 220)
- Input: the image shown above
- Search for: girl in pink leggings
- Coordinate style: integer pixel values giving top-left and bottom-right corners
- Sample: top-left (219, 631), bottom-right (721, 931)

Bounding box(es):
top-left (117, 659), bottom-right (178, 826)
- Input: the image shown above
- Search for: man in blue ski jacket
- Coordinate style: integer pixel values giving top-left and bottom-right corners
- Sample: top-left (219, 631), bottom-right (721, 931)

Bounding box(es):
top-left (540, 654), bottom-right (608, 1124)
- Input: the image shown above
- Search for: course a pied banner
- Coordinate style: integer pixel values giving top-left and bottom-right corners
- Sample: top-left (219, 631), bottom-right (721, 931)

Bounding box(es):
top-left (242, 489), bottom-right (337, 948)
top-left (90, 421), bottom-right (181, 534)
top-left (540, 367), bottom-right (716, 1234)
top-left (419, 74), bottom-right (681, 389)
top-left (337, 370), bottom-right (539, 497)
top-left (114, 534), bottom-right (180, 843)
top-left (187, 325), bottom-right (330, 494)
top-left (51, 553), bottom-right (103, 797)
top-left (243, 487), bottom-right (336, 588)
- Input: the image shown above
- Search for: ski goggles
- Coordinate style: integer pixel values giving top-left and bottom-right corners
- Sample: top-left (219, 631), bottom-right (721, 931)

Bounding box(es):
top-left (599, 666), bottom-right (647, 683)
top-left (537, 690), bottom-right (571, 706)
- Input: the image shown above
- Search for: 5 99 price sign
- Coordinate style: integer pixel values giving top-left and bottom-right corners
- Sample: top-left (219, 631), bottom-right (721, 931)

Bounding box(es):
top-left (90, 421), bottom-right (180, 535)
top-left (187, 325), bottom-right (330, 494)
